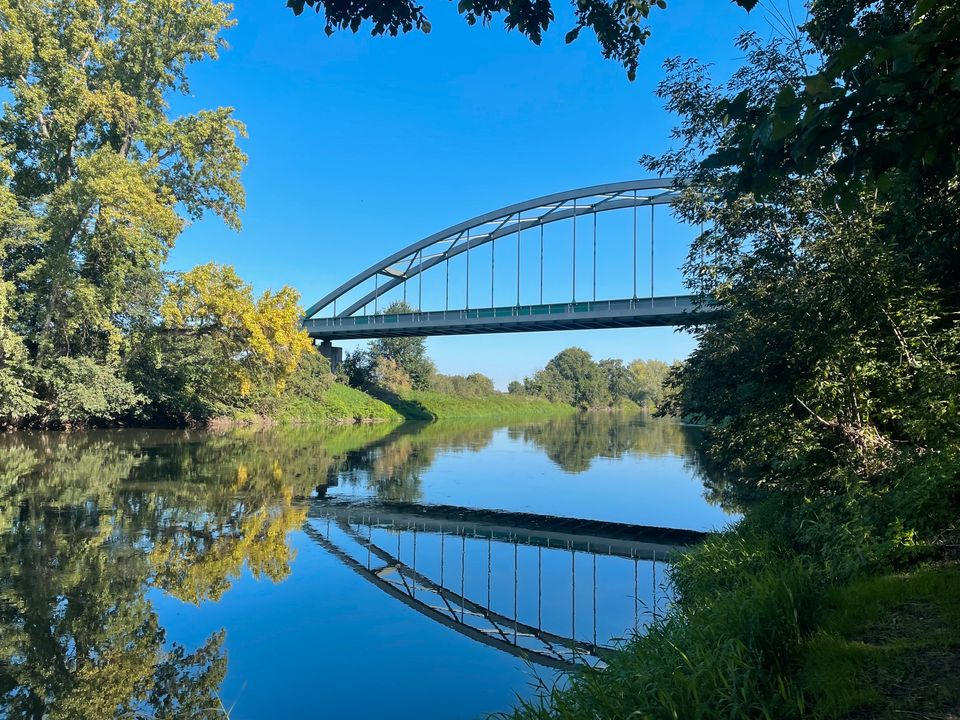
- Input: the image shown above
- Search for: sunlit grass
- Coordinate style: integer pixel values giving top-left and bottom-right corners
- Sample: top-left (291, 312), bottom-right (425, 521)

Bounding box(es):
top-left (393, 390), bottom-right (575, 420)
top-left (274, 383), bottom-right (402, 424)
top-left (801, 564), bottom-right (960, 719)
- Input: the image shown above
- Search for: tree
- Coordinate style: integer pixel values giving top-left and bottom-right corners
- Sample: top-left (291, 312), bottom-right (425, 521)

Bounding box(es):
top-left (286, 0), bottom-right (674, 80)
top-left (0, 0), bottom-right (246, 423)
top-left (131, 263), bottom-right (313, 421)
top-left (525, 347), bottom-right (610, 409)
top-left (628, 358), bottom-right (671, 410)
top-left (431, 372), bottom-right (496, 396)
top-left (0, 154), bottom-right (37, 422)
top-left (646, 28), bottom-right (960, 493)
top-left (598, 358), bottom-right (638, 405)
top-left (366, 301), bottom-right (435, 390)
top-left (715, 0), bottom-right (960, 213)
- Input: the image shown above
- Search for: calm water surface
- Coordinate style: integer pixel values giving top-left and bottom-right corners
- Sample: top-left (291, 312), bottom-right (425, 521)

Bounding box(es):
top-left (0, 414), bottom-right (733, 719)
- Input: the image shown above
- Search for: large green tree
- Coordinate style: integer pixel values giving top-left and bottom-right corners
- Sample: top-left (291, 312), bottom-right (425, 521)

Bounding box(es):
top-left (628, 358), bottom-right (671, 410)
top-left (344, 301), bottom-right (436, 391)
top-left (0, 0), bottom-right (246, 424)
top-left (648, 19), bottom-right (960, 502)
top-left (524, 347), bottom-right (610, 409)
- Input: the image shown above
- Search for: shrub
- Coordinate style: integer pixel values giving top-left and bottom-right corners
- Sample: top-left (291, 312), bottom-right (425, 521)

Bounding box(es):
top-left (430, 372), bottom-right (496, 396)
top-left (282, 351), bottom-right (333, 402)
top-left (45, 357), bottom-right (144, 427)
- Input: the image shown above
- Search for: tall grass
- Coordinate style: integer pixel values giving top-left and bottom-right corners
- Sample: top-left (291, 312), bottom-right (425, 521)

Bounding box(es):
top-left (505, 525), bottom-right (817, 720)
top-left (504, 449), bottom-right (959, 720)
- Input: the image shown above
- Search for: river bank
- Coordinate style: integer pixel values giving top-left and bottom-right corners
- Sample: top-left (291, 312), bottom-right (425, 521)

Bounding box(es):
top-left (382, 390), bottom-right (577, 421)
top-left (206, 383), bottom-right (576, 428)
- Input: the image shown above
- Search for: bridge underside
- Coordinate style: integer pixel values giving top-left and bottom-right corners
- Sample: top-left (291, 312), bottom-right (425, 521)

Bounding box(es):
top-left (305, 295), bottom-right (707, 341)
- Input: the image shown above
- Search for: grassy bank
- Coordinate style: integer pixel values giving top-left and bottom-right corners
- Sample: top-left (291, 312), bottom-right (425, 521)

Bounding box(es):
top-left (270, 383), bottom-right (402, 425)
top-left (387, 390), bottom-right (576, 421)
top-left (801, 564), bottom-right (960, 718)
top-left (213, 384), bottom-right (574, 427)
top-left (507, 454), bottom-right (960, 720)
top-left (510, 552), bottom-right (959, 719)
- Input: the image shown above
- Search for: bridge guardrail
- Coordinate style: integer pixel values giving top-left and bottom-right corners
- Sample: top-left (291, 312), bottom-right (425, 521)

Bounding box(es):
top-left (308, 295), bottom-right (694, 330)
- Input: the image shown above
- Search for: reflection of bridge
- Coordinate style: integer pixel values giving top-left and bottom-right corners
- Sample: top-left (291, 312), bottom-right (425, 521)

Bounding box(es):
top-left (303, 180), bottom-right (714, 361)
top-left (304, 500), bottom-right (704, 669)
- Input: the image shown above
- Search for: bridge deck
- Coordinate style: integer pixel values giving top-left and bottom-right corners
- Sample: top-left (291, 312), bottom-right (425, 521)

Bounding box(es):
top-left (304, 295), bottom-right (705, 340)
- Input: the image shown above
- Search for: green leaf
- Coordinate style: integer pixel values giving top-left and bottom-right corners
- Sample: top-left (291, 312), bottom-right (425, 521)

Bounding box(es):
top-left (803, 73), bottom-right (832, 99)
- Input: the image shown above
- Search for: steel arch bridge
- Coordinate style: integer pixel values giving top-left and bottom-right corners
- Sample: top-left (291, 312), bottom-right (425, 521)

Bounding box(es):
top-left (303, 179), bottom-right (710, 354)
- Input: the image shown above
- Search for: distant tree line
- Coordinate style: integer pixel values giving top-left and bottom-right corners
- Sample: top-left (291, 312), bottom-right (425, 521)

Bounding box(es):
top-left (340, 304), bottom-right (675, 410)
top-left (508, 348), bottom-right (676, 410)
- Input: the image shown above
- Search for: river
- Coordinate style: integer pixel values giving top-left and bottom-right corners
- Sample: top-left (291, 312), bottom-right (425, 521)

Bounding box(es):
top-left (0, 413), bottom-right (734, 719)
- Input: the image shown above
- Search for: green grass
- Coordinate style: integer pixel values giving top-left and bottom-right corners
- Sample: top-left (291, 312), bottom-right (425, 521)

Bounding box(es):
top-left (800, 564), bottom-right (960, 719)
top-left (268, 382), bottom-right (573, 425)
top-left (388, 390), bottom-right (575, 421)
top-left (505, 526), bottom-right (816, 720)
top-left (506, 494), bottom-right (960, 720)
top-left (273, 383), bottom-right (402, 424)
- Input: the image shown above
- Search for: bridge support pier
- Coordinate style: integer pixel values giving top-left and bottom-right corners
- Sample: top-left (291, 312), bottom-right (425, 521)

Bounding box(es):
top-left (316, 339), bottom-right (343, 372)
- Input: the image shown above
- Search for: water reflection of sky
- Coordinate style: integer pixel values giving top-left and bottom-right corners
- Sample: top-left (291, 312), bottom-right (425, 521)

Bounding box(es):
top-left (328, 422), bottom-right (734, 531)
top-left (150, 533), bottom-right (555, 720)
top-left (151, 416), bottom-right (734, 719)
top-left (2, 414), bottom-right (736, 720)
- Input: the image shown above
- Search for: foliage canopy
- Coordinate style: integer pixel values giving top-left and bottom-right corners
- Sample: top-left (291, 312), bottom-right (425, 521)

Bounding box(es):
top-left (0, 0), bottom-right (324, 427)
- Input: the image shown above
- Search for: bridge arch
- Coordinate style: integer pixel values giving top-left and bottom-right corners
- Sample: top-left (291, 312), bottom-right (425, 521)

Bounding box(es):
top-left (304, 178), bottom-right (680, 321)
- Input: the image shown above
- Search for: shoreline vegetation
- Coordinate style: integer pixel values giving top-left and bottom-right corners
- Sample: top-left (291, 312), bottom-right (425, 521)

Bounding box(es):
top-left (205, 383), bottom-right (579, 429)
top-left (170, 305), bottom-right (667, 429)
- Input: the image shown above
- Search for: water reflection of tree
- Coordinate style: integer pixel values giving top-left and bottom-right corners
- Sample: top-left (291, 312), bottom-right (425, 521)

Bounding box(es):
top-left (0, 424), bottom-right (394, 718)
top-left (333, 421), bottom-right (497, 502)
top-left (325, 415), bottom-right (739, 511)
top-left (508, 413), bottom-right (691, 473)
top-left (0, 467), bottom-right (226, 719)
top-left (0, 417), bottom-right (743, 716)
top-left (679, 426), bottom-right (756, 514)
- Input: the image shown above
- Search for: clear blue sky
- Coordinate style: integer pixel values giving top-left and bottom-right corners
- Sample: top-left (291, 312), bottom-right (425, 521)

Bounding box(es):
top-left (169, 0), bottom-right (773, 387)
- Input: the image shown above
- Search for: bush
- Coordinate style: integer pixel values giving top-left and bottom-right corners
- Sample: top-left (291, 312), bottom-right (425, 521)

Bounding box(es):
top-left (430, 372), bottom-right (496, 397)
top-left (281, 351), bottom-right (333, 402)
top-left (372, 356), bottom-right (412, 393)
top-left (45, 357), bottom-right (144, 427)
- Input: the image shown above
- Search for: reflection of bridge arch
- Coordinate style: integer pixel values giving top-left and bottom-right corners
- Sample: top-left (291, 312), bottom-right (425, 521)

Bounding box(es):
top-left (305, 501), bottom-right (704, 669)
top-left (302, 180), bottom-right (713, 345)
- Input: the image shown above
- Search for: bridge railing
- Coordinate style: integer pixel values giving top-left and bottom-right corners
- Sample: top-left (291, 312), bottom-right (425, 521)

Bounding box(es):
top-left (304, 295), bottom-right (696, 330)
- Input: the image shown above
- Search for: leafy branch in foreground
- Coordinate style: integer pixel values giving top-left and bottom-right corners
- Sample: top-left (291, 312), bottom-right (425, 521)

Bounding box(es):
top-left (286, 0), bottom-right (756, 80)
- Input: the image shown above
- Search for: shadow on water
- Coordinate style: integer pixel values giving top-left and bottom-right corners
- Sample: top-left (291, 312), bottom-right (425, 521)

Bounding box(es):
top-left (0, 413), bottom-right (729, 717)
